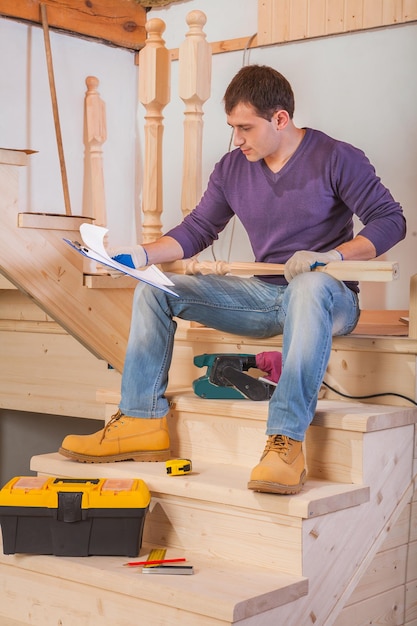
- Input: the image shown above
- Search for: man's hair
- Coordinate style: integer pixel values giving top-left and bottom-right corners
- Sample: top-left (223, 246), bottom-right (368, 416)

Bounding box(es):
top-left (223, 65), bottom-right (295, 120)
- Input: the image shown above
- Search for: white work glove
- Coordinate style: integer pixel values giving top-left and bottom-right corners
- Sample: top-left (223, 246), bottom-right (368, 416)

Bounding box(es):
top-left (106, 245), bottom-right (148, 278)
top-left (284, 249), bottom-right (343, 282)
top-left (108, 245), bottom-right (148, 269)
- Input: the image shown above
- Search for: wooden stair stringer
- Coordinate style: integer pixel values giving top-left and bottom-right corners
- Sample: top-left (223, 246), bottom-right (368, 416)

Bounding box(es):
top-left (0, 151), bottom-right (133, 372)
top-left (251, 421), bottom-right (417, 626)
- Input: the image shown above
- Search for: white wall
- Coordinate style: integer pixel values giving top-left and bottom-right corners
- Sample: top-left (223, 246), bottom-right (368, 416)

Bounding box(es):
top-left (1, 1), bottom-right (416, 309)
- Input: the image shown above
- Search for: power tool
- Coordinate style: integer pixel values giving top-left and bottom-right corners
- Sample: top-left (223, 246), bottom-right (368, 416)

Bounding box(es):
top-left (193, 353), bottom-right (279, 401)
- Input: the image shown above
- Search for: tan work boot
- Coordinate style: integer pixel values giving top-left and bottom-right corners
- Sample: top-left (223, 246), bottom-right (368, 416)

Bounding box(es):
top-left (59, 410), bottom-right (170, 463)
top-left (248, 435), bottom-right (306, 495)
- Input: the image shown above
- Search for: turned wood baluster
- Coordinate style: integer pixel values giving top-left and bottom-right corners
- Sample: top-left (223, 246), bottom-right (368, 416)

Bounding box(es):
top-left (82, 75), bottom-right (107, 274)
top-left (178, 10), bottom-right (212, 217)
top-left (409, 274), bottom-right (417, 339)
top-left (82, 76), bottom-right (107, 226)
top-left (139, 18), bottom-right (170, 243)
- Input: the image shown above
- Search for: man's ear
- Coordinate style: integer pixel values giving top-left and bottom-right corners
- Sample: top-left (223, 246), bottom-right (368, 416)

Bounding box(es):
top-left (274, 109), bottom-right (290, 129)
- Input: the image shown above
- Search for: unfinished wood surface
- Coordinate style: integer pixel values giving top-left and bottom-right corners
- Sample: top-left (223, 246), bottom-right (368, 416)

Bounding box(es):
top-left (257, 0), bottom-right (417, 46)
top-left (0, 0), bottom-right (146, 50)
top-left (352, 308), bottom-right (409, 335)
top-left (0, 542), bottom-right (307, 626)
top-left (138, 18), bottom-right (170, 243)
top-left (82, 75), bottom-right (108, 274)
top-left (178, 10), bottom-right (211, 217)
top-left (82, 76), bottom-right (107, 226)
top-left (17, 211), bottom-right (91, 230)
top-left (410, 273), bottom-right (417, 339)
top-left (0, 330), bottom-right (120, 419)
top-left (276, 429), bottom-right (415, 626)
top-left (28, 414), bottom-right (416, 625)
top-left (0, 275), bottom-right (16, 289)
top-left (163, 258), bottom-right (399, 282)
top-left (0, 154), bottom-right (133, 372)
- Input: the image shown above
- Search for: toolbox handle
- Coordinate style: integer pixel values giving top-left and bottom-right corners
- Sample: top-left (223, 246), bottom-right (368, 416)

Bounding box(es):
top-left (53, 478), bottom-right (100, 485)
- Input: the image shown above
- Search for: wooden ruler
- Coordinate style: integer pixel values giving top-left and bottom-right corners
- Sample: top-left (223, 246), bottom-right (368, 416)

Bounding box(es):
top-left (144, 548), bottom-right (167, 568)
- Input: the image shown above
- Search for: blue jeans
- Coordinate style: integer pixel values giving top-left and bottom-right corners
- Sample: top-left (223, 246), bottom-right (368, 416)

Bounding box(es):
top-left (120, 271), bottom-right (360, 441)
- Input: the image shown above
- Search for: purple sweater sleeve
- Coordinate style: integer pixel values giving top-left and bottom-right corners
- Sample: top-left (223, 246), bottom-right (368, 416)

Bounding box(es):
top-left (166, 129), bottom-right (406, 265)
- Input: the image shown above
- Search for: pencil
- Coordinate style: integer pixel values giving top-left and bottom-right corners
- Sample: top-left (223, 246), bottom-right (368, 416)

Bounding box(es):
top-left (124, 558), bottom-right (187, 567)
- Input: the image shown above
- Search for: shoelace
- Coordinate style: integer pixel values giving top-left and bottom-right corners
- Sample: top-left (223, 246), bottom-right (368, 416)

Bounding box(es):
top-left (264, 434), bottom-right (291, 454)
top-left (100, 409), bottom-right (124, 443)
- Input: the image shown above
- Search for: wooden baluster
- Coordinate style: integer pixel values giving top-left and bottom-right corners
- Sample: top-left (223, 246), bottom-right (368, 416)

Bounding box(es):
top-left (82, 75), bottom-right (107, 274)
top-left (409, 274), bottom-right (417, 339)
top-left (139, 18), bottom-right (170, 243)
top-left (178, 10), bottom-right (212, 217)
top-left (82, 76), bottom-right (107, 226)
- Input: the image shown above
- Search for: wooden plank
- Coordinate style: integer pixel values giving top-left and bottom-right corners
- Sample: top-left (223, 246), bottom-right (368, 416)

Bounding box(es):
top-left (335, 585), bottom-right (405, 626)
top-left (0, 330), bottom-right (121, 419)
top-left (345, 544), bottom-right (407, 604)
top-left (18, 212), bottom-right (93, 230)
top-left (0, 0), bottom-right (146, 50)
top-left (405, 577), bottom-right (417, 624)
top-left (0, 275), bottom-right (16, 289)
top-left (352, 309), bottom-right (409, 335)
top-left (410, 274), bottom-right (417, 339)
top-left (0, 545), bottom-right (308, 625)
top-left (289, 0), bottom-right (308, 40)
top-left (308, 0), bottom-right (327, 37)
top-left (257, 0), bottom-right (417, 46)
top-left (344, 0), bottom-right (364, 31)
top-left (0, 148), bottom-right (29, 167)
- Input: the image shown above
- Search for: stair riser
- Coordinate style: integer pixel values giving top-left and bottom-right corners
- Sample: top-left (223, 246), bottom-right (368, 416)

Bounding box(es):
top-left (143, 495), bottom-right (304, 575)
top-left (169, 407), bottom-right (365, 483)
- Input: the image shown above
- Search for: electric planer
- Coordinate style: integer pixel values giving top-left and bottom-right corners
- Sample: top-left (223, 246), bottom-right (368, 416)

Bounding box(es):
top-left (193, 352), bottom-right (282, 401)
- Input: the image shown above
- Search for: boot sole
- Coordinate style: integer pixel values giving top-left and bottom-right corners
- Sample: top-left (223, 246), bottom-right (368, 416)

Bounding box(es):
top-left (58, 447), bottom-right (171, 463)
top-left (247, 470), bottom-right (306, 495)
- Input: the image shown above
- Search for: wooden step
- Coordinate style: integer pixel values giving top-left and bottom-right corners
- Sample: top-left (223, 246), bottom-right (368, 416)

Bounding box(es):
top-left (97, 391), bottom-right (417, 481)
top-left (30, 453), bottom-right (369, 575)
top-left (0, 536), bottom-right (308, 626)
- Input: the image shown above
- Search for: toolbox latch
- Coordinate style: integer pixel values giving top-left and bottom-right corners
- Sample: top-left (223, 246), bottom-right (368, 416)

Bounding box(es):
top-left (57, 491), bottom-right (83, 522)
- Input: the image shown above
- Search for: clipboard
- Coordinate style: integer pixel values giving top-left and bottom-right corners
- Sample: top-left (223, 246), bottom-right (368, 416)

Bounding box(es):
top-left (64, 223), bottom-right (178, 297)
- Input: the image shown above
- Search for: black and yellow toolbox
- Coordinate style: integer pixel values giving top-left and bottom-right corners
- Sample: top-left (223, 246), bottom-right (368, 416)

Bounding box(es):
top-left (0, 476), bottom-right (151, 557)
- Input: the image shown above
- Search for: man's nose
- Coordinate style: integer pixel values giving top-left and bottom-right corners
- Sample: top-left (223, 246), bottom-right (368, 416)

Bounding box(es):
top-left (233, 129), bottom-right (244, 146)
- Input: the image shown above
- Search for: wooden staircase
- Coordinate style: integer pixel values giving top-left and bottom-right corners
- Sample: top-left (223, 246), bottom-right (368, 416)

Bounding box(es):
top-left (1, 146), bottom-right (417, 625)
top-left (0, 392), bottom-right (415, 625)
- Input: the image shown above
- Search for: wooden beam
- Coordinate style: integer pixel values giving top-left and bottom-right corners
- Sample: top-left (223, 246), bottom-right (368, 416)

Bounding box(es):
top-left (0, 0), bottom-right (146, 50)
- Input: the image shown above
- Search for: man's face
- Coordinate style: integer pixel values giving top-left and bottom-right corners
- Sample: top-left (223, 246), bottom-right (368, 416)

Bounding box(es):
top-left (226, 102), bottom-right (280, 162)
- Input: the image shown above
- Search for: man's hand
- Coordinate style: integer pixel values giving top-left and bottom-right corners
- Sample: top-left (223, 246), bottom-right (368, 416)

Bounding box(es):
top-left (108, 245), bottom-right (148, 269)
top-left (284, 249), bottom-right (343, 282)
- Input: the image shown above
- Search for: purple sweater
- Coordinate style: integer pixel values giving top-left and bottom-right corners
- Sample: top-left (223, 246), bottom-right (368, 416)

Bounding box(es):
top-left (166, 128), bottom-right (406, 287)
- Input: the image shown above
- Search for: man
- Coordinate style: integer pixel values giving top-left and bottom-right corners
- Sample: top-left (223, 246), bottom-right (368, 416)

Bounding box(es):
top-left (59, 65), bottom-right (406, 495)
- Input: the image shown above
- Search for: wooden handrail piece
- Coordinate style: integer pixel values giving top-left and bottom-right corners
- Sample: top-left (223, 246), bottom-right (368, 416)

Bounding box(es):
top-left (161, 259), bottom-right (399, 282)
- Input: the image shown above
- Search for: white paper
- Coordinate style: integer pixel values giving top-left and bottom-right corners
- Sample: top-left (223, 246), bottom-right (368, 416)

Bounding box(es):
top-left (64, 223), bottom-right (178, 297)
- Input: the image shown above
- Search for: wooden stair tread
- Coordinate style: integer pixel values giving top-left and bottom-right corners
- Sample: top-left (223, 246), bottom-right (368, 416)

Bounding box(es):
top-left (0, 537), bottom-right (308, 623)
top-left (30, 453), bottom-right (369, 519)
top-left (96, 389), bottom-right (417, 433)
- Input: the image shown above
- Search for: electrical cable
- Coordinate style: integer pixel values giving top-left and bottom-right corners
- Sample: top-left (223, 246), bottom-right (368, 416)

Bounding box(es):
top-left (322, 380), bottom-right (417, 406)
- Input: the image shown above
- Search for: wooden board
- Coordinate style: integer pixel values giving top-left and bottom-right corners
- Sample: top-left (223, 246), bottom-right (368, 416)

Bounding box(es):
top-left (257, 0), bottom-right (417, 46)
top-left (0, 0), bottom-right (146, 50)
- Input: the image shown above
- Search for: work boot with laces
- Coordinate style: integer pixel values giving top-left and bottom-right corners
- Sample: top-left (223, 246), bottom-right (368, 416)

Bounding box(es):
top-left (248, 434), bottom-right (306, 495)
top-left (59, 410), bottom-right (170, 463)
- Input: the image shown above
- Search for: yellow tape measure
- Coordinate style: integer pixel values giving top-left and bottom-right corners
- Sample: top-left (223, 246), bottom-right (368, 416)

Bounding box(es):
top-left (165, 459), bottom-right (192, 476)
